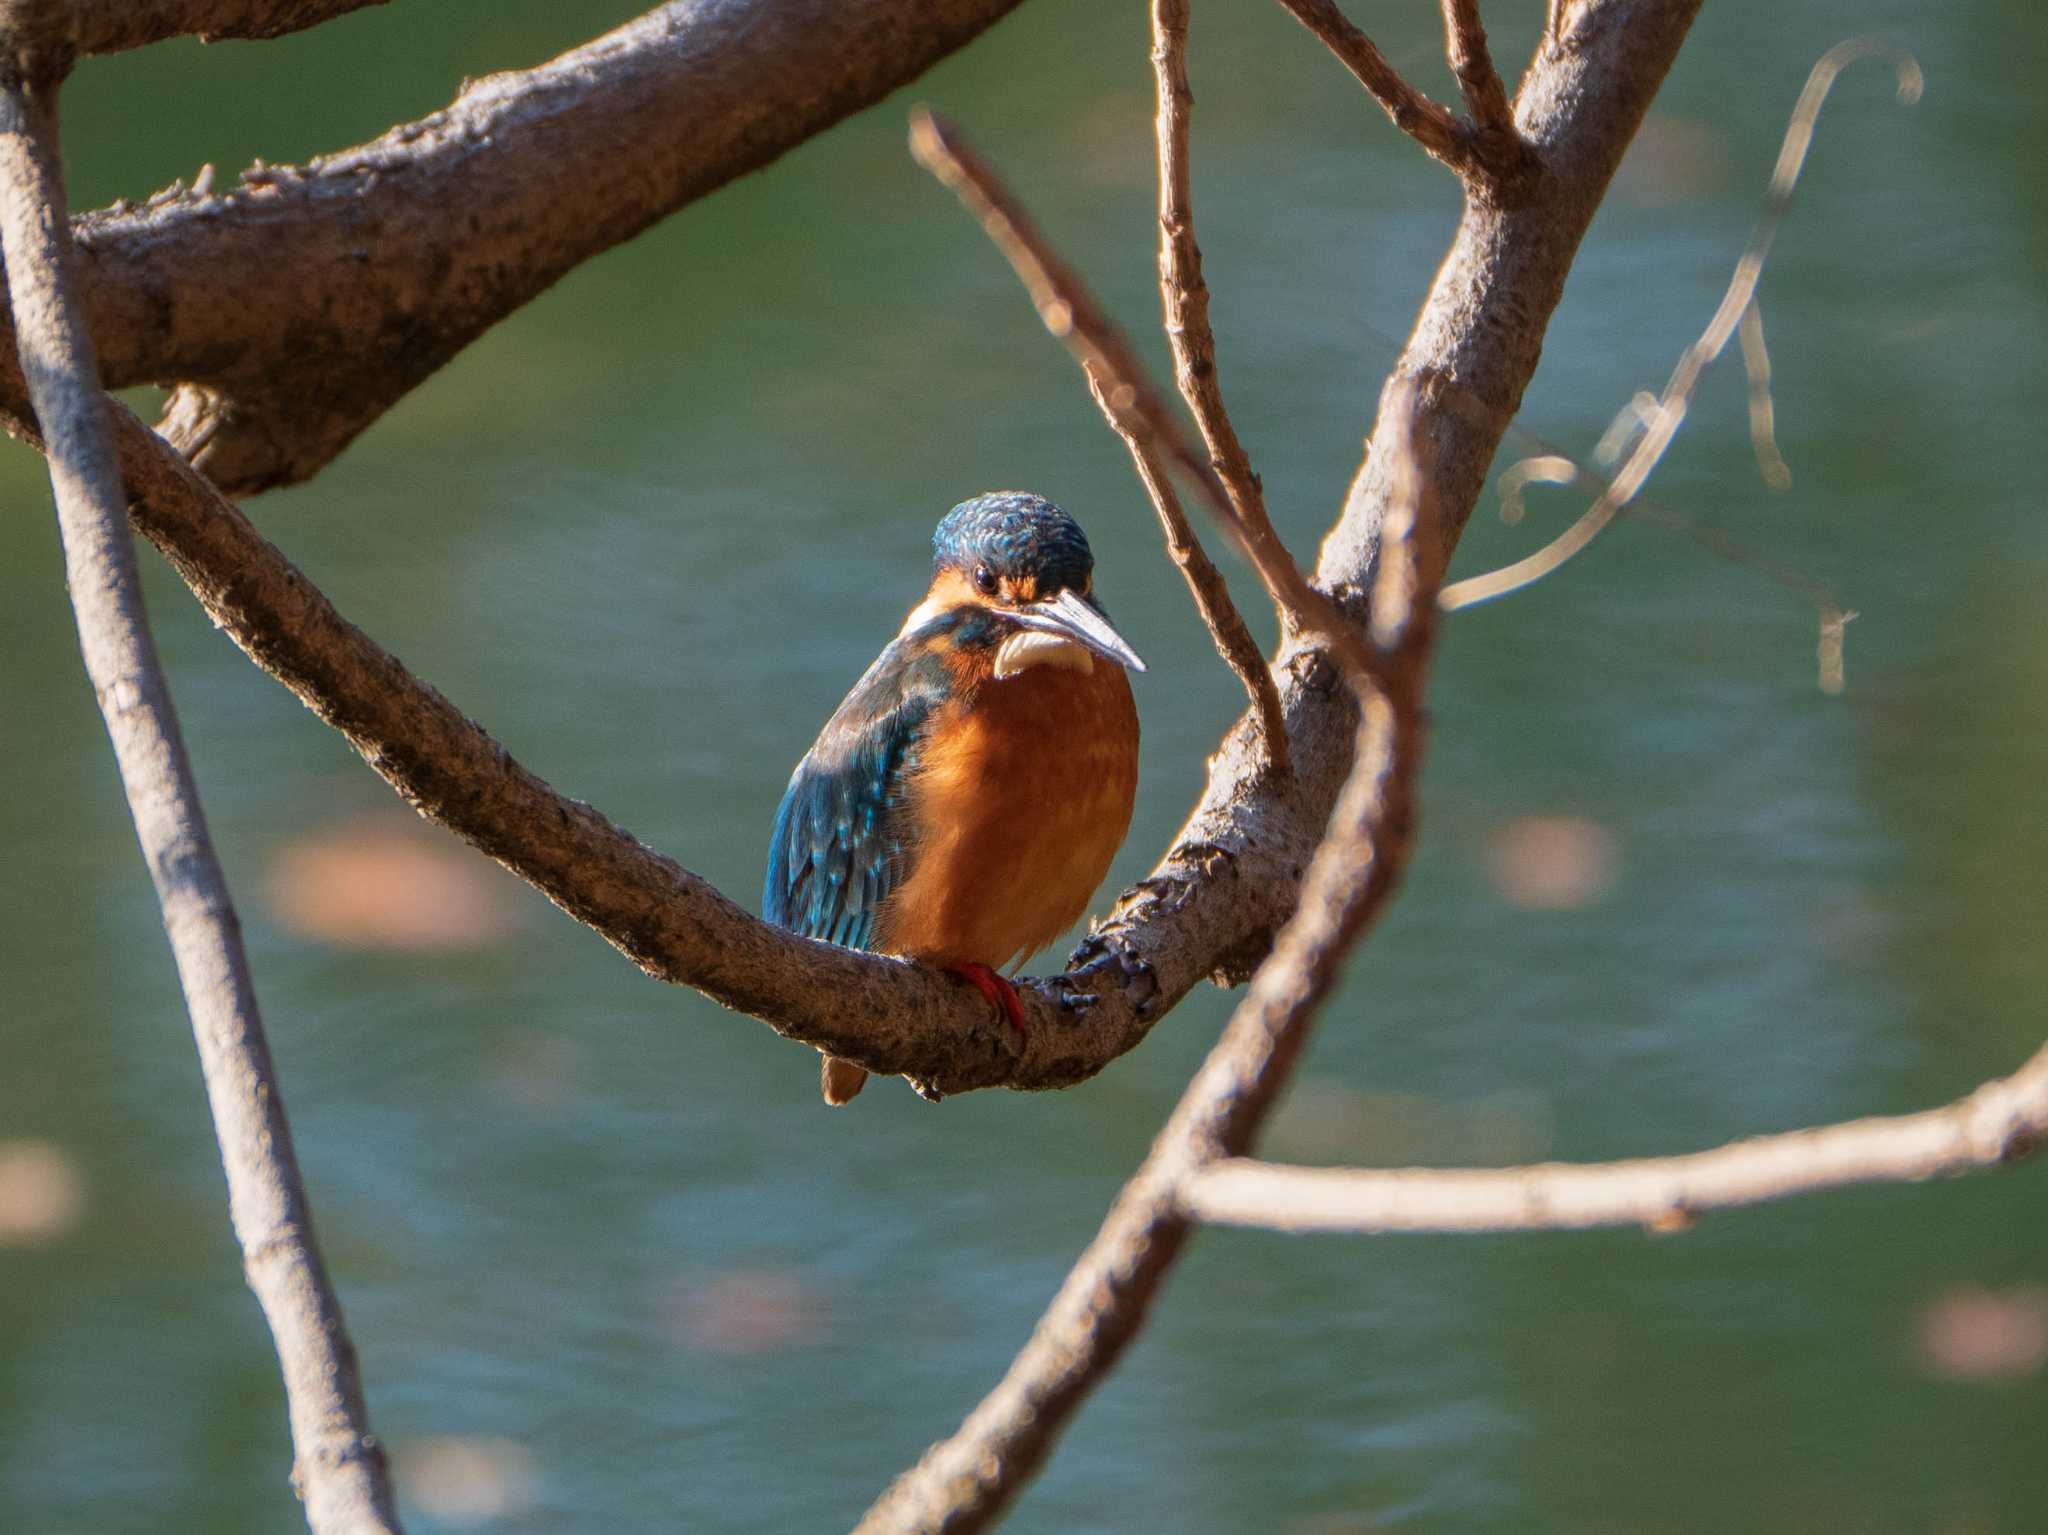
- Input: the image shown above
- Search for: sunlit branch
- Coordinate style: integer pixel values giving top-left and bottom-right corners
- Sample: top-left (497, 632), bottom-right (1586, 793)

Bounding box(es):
top-left (1147, 0), bottom-right (1292, 771)
top-left (1184, 1039), bottom-right (2048, 1234)
top-left (1440, 0), bottom-right (1514, 135)
top-left (1737, 298), bottom-right (1792, 490)
top-left (1272, 0), bottom-right (1534, 188)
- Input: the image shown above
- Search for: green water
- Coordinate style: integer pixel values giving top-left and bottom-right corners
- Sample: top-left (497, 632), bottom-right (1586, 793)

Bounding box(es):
top-left (4, 2), bottom-right (2045, 1531)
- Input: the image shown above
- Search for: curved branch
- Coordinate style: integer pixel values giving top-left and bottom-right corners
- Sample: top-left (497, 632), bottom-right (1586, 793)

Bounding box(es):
top-left (865, 2), bottom-right (1706, 1519)
top-left (1184, 1039), bottom-right (2048, 1234)
top-left (9, 0), bottom-right (1033, 493)
top-left (78, 383), bottom-right (1338, 1097)
top-left (0, 45), bottom-right (398, 1535)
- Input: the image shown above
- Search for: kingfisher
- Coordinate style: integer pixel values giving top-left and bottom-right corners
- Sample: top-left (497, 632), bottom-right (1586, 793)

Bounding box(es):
top-left (764, 492), bottom-right (1145, 1104)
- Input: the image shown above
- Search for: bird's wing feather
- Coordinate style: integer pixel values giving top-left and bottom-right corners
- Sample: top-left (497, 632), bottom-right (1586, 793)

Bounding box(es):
top-left (763, 632), bottom-right (951, 951)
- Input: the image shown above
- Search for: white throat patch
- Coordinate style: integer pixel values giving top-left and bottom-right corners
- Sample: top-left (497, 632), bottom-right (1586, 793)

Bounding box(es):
top-left (993, 630), bottom-right (1095, 679)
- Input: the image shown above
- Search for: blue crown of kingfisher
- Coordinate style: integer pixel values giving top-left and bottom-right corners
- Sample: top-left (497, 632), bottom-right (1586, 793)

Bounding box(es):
top-left (917, 492), bottom-right (1144, 673)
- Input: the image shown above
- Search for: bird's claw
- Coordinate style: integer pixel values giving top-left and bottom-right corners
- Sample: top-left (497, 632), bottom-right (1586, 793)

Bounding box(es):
top-left (945, 962), bottom-right (1028, 1039)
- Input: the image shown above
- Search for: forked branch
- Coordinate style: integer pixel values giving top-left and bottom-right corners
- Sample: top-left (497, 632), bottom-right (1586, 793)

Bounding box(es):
top-left (1440, 0), bottom-right (1514, 134)
top-left (1272, 0), bottom-right (1534, 190)
top-left (0, 0), bottom-right (1034, 495)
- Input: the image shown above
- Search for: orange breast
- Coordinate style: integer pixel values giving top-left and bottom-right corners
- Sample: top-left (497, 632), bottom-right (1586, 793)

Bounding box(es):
top-left (877, 655), bottom-right (1138, 970)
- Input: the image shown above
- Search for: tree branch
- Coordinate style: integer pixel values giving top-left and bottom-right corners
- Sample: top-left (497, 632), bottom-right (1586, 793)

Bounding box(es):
top-left (910, 109), bottom-right (1376, 686)
top-left (0, 35), bottom-right (398, 1535)
top-left (72, 379), bottom-right (1340, 1097)
top-left (1184, 1039), bottom-right (2048, 1234)
top-left (1086, 363), bottom-right (1290, 777)
top-left (1271, 0), bottom-right (1533, 191)
top-left (1438, 37), bottom-right (1922, 611)
top-left (1440, 0), bottom-right (1514, 136)
top-left (862, 0), bottom-right (1706, 1516)
top-left (69, 0), bottom-right (388, 54)
top-left (1147, 0), bottom-right (1292, 771)
top-left (0, 0), bottom-right (1032, 493)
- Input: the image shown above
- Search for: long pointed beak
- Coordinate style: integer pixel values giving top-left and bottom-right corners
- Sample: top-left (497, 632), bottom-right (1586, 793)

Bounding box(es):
top-left (1015, 588), bottom-right (1147, 673)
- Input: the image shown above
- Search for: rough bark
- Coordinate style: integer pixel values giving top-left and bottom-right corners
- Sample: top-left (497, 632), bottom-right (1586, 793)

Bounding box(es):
top-left (69, 0), bottom-right (387, 54)
top-left (0, 0), bottom-right (1030, 492)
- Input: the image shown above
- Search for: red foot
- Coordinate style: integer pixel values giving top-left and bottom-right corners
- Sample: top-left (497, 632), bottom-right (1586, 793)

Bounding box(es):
top-left (946, 962), bottom-right (1028, 1038)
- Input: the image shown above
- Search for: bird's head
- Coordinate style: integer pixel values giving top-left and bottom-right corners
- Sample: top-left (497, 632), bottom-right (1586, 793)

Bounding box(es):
top-left (911, 491), bottom-right (1146, 678)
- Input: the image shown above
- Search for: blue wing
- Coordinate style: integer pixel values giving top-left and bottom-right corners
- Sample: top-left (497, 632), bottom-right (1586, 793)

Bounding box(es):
top-left (764, 633), bottom-right (951, 951)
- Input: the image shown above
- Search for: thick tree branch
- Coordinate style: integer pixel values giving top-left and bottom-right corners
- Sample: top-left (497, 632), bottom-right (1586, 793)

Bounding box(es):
top-left (863, 0), bottom-right (1705, 1518)
top-left (69, 0), bottom-right (387, 54)
top-left (0, 0), bottom-right (1032, 493)
top-left (0, 40), bottom-right (398, 1535)
top-left (1184, 1039), bottom-right (2048, 1234)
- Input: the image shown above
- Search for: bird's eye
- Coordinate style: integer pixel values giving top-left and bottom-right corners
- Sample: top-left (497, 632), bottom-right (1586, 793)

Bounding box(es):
top-left (973, 565), bottom-right (998, 596)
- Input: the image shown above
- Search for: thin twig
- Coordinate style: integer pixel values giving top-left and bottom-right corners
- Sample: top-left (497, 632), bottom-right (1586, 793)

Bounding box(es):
top-left (858, 387), bottom-right (1440, 1535)
top-left (1184, 1038), bottom-right (2048, 1234)
top-left (0, 45), bottom-right (400, 1535)
top-left (1271, 0), bottom-right (1533, 188)
top-left (1485, 430), bottom-right (1854, 693)
top-left (1439, 0), bottom-right (1514, 134)
top-left (1440, 37), bottom-right (1922, 611)
top-left (1147, 0), bottom-right (1291, 771)
top-left (1737, 297), bottom-right (1792, 489)
top-left (1086, 367), bottom-right (1289, 773)
top-left (908, 108), bottom-right (1379, 685)
top-left (1272, 0), bottom-right (1467, 169)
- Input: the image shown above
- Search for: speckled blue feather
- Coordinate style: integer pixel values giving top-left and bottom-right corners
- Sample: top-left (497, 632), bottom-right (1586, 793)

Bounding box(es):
top-left (932, 492), bottom-right (1093, 593)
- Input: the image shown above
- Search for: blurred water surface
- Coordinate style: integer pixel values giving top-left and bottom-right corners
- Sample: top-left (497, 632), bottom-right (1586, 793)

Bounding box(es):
top-left (3, 2), bottom-right (2046, 1532)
